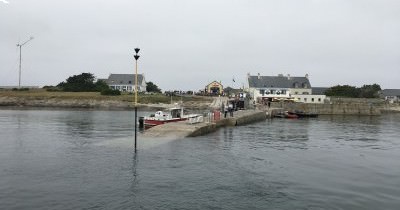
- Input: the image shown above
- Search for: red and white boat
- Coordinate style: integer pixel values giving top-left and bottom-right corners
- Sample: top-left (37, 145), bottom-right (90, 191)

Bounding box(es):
top-left (143, 107), bottom-right (201, 128)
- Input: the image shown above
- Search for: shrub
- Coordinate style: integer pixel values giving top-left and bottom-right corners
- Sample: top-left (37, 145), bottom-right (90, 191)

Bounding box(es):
top-left (43, 86), bottom-right (62, 92)
top-left (58, 73), bottom-right (96, 92)
top-left (101, 89), bottom-right (121, 96)
top-left (12, 88), bottom-right (29, 91)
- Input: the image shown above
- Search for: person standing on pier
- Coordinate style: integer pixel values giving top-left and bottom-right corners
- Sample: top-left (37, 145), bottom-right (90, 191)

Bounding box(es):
top-left (228, 102), bottom-right (233, 117)
top-left (222, 103), bottom-right (228, 118)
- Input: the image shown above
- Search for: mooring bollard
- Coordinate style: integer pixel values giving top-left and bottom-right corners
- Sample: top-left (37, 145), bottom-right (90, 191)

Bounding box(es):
top-left (213, 110), bottom-right (221, 121)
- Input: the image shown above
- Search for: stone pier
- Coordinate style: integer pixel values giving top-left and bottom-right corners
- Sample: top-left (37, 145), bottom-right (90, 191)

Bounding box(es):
top-left (142, 110), bottom-right (267, 139)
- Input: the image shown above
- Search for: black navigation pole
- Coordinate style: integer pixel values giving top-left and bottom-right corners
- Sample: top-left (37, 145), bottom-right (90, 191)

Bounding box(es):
top-left (134, 48), bottom-right (140, 152)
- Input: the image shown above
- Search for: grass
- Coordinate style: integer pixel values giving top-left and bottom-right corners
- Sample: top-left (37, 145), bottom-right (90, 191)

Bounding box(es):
top-left (0, 89), bottom-right (213, 104)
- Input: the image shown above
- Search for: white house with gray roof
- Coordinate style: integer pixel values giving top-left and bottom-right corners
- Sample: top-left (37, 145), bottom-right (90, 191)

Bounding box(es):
top-left (247, 73), bottom-right (327, 103)
top-left (103, 74), bottom-right (146, 93)
top-left (248, 73), bottom-right (311, 101)
top-left (380, 89), bottom-right (400, 103)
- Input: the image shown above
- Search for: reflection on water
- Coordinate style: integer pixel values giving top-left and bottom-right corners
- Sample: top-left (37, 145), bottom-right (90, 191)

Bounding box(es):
top-left (0, 110), bottom-right (400, 209)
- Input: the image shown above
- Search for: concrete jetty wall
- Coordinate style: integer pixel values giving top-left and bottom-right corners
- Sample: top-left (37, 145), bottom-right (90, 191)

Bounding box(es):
top-left (142, 110), bottom-right (267, 139)
top-left (269, 101), bottom-right (382, 115)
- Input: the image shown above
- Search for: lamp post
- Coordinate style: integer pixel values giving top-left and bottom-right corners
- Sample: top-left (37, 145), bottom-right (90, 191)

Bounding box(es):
top-left (134, 48), bottom-right (140, 152)
top-left (17, 36), bottom-right (34, 89)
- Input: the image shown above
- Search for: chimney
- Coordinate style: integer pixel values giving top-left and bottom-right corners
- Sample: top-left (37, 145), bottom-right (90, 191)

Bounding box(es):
top-left (287, 74), bottom-right (291, 80)
top-left (305, 73), bottom-right (309, 79)
top-left (257, 73), bottom-right (261, 79)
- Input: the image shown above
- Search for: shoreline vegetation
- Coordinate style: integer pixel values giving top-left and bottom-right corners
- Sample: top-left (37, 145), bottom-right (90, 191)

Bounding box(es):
top-left (1, 89), bottom-right (399, 114)
top-left (0, 89), bottom-right (213, 110)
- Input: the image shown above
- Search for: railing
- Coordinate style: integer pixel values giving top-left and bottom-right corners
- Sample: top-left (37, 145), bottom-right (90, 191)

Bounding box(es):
top-left (187, 110), bottom-right (222, 124)
top-left (188, 115), bottom-right (204, 124)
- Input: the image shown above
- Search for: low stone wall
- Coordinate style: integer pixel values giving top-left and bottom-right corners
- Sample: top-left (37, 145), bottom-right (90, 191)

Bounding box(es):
top-left (296, 103), bottom-right (379, 115)
top-left (187, 123), bottom-right (218, 137)
top-left (0, 96), bottom-right (133, 109)
top-left (228, 110), bottom-right (267, 126)
top-left (0, 96), bottom-right (210, 111)
top-left (379, 103), bottom-right (400, 113)
top-left (269, 101), bottom-right (382, 115)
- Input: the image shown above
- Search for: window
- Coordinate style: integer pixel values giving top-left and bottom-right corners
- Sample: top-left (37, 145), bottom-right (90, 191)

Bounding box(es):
top-left (128, 81), bottom-right (132, 84)
top-left (259, 89), bottom-right (265, 95)
top-left (293, 82), bottom-right (299, 88)
top-left (318, 98), bottom-right (321, 102)
top-left (302, 83), bottom-right (308, 88)
top-left (311, 98), bottom-right (314, 102)
top-left (304, 98), bottom-right (307, 102)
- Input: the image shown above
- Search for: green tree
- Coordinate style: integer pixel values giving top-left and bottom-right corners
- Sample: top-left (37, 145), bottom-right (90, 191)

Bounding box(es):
top-left (325, 85), bottom-right (360, 97)
top-left (359, 84), bottom-right (381, 98)
top-left (146, 81), bottom-right (162, 93)
top-left (325, 84), bottom-right (382, 98)
top-left (58, 73), bottom-right (96, 92)
top-left (95, 80), bottom-right (110, 92)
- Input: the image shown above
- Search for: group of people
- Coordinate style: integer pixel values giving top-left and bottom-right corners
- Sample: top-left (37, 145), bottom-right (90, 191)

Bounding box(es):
top-left (222, 101), bottom-right (234, 118)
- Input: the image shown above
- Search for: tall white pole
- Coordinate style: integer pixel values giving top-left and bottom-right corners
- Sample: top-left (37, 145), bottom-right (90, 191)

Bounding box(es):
top-left (16, 36), bottom-right (34, 89)
top-left (18, 45), bottom-right (22, 89)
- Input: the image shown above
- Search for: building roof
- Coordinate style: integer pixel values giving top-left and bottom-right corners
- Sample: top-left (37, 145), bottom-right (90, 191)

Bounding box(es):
top-left (248, 74), bottom-right (311, 89)
top-left (106, 74), bottom-right (144, 85)
top-left (312, 87), bottom-right (329, 95)
top-left (206, 81), bottom-right (223, 87)
top-left (381, 89), bottom-right (400, 96)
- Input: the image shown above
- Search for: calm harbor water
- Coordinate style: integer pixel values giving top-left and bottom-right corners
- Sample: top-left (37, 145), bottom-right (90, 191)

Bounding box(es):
top-left (1, 109), bottom-right (400, 210)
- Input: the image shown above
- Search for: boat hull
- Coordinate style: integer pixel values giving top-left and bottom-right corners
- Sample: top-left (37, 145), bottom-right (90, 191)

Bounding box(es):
top-left (144, 118), bottom-right (187, 127)
top-left (273, 113), bottom-right (298, 119)
top-left (288, 111), bottom-right (318, 118)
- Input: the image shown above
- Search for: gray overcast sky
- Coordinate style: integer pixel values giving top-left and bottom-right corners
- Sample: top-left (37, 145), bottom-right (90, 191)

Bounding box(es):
top-left (1, 0), bottom-right (399, 91)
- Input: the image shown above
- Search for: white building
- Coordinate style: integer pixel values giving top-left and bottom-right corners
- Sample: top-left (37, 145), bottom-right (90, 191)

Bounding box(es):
top-left (247, 73), bottom-right (327, 104)
top-left (380, 89), bottom-right (400, 103)
top-left (103, 74), bottom-right (147, 93)
top-left (292, 94), bottom-right (328, 103)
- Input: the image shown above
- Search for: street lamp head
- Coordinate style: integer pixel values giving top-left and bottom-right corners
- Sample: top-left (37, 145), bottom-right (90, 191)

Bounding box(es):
top-left (134, 55), bottom-right (140, 60)
top-left (134, 48), bottom-right (140, 54)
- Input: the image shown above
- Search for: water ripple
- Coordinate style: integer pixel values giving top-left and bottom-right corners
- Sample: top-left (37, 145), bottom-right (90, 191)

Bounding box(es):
top-left (1, 110), bottom-right (400, 209)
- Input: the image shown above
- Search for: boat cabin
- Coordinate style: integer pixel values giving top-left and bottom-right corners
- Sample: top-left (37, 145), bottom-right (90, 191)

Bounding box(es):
top-left (170, 108), bottom-right (182, 118)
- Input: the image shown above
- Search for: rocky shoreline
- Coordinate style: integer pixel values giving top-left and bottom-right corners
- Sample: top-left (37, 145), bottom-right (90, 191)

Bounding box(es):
top-left (1, 96), bottom-right (399, 114)
top-left (0, 96), bottom-right (212, 111)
